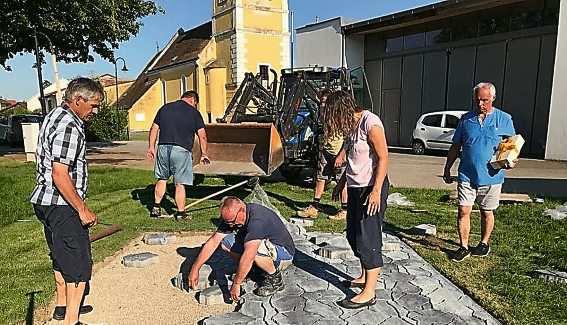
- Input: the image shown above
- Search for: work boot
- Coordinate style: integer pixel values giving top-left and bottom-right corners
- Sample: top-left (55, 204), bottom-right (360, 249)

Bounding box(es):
top-left (254, 270), bottom-right (284, 297)
top-left (150, 206), bottom-right (162, 219)
top-left (297, 205), bottom-right (319, 218)
top-left (328, 209), bottom-right (347, 221)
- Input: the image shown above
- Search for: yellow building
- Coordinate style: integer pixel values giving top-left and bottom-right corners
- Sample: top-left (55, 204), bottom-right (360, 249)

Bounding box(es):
top-left (119, 0), bottom-right (290, 132)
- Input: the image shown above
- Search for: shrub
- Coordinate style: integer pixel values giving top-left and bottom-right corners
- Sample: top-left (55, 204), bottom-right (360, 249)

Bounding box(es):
top-left (85, 103), bottom-right (128, 142)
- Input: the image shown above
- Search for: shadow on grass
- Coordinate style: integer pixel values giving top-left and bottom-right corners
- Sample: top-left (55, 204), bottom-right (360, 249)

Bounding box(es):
top-left (130, 184), bottom-right (251, 215)
top-left (264, 190), bottom-right (340, 216)
top-left (25, 290), bottom-right (41, 325)
top-left (384, 221), bottom-right (459, 256)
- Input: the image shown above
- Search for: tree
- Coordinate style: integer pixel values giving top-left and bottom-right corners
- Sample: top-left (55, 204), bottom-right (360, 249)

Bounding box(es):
top-left (0, 0), bottom-right (162, 68)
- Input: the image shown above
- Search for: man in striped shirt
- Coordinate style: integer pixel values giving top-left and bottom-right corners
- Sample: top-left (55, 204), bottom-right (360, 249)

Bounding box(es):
top-left (30, 77), bottom-right (103, 325)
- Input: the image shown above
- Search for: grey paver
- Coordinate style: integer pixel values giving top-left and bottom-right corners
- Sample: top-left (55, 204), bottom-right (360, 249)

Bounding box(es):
top-left (142, 232), bottom-right (176, 245)
top-left (273, 311), bottom-right (322, 325)
top-left (202, 312), bottom-right (255, 325)
top-left (411, 224), bottom-right (437, 236)
top-left (290, 217), bottom-right (314, 227)
top-left (344, 309), bottom-right (390, 324)
top-left (317, 245), bottom-right (351, 259)
top-left (198, 285), bottom-right (225, 305)
top-left (199, 203), bottom-right (500, 325)
top-left (122, 252), bottom-right (159, 268)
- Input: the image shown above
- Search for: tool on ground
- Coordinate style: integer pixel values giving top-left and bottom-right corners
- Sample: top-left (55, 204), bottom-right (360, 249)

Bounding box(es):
top-left (185, 177), bottom-right (259, 211)
top-left (89, 224), bottom-right (122, 242)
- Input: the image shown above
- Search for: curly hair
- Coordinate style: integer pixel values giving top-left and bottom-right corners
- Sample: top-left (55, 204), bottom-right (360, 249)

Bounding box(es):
top-left (319, 90), bottom-right (357, 143)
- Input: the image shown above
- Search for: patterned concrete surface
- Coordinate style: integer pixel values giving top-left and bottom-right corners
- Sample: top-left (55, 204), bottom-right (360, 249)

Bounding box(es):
top-left (201, 221), bottom-right (501, 325)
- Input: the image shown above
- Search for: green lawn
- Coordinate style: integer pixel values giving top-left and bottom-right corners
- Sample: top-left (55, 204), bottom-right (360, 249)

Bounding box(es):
top-left (0, 158), bottom-right (565, 324)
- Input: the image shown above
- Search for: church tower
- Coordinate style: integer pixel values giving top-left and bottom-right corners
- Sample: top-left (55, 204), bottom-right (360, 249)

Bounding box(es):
top-left (212, 0), bottom-right (290, 96)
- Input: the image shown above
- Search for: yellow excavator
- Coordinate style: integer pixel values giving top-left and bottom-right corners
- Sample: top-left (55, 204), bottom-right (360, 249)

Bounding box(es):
top-left (192, 66), bottom-right (371, 179)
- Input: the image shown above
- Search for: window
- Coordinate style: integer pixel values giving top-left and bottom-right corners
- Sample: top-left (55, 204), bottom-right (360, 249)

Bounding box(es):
top-left (445, 114), bottom-right (460, 129)
top-left (161, 80), bottom-right (167, 104)
top-left (181, 75), bottom-right (187, 93)
top-left (404, 33), bottom-right (425, 50)
top-left (426, 29), bottom-right (450, 47)
top-left (422, 114), bottom-right (442, 127)
top-left (385, 36), bottom-right (403, 53)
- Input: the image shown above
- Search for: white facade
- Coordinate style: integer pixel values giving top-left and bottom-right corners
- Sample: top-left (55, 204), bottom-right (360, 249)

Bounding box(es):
top-left (26, 79), bottom-right (70, 112)
top-left (546, 0), bottom-right (567, 160)
top-left (296, 17), bottom-right (362, 69)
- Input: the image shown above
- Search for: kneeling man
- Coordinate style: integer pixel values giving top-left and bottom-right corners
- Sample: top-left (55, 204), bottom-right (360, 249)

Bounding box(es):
top-left (188, 196), bottom-right (295, 300)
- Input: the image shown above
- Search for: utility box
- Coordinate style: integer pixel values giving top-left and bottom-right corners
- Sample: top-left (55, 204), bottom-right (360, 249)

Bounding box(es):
top-left (21, 122), bottom-right (39, 162)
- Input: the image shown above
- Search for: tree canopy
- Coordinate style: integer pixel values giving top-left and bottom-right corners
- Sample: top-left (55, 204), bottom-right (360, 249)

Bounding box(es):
top-left (0, 0), bottom-right (162, 68)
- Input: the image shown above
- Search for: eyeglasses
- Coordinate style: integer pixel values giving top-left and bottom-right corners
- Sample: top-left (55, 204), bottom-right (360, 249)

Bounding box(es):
top-left (225, 207), bottom-right (242, 226)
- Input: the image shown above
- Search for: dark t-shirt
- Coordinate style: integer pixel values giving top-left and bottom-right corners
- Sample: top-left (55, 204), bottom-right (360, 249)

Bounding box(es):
top-left (217, 203), bottom-right (296, 256)
top-left (153, 100), bottom-right (205, 151)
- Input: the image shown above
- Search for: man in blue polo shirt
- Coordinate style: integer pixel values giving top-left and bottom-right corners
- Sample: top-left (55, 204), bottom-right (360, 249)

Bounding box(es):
top-left (443, 82), bottom-right (516, 262)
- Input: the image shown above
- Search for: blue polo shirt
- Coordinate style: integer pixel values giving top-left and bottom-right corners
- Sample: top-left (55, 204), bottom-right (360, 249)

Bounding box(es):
top-left (452, 108), bottom-right (515, 187)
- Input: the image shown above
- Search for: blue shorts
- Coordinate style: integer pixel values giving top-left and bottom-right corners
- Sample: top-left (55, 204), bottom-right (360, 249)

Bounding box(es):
top-left (155, 144), bottom-right (193, 185)
top-left (221, 233), bottom-right (293, 268)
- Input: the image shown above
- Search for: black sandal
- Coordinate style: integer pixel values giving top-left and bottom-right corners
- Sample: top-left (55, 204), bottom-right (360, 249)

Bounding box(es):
top-left (337, 297), bottom-right (377, 309)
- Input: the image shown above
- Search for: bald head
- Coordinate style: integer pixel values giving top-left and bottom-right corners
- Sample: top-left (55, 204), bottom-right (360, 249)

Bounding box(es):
top-left (219, 196), bottom-right (245, 223)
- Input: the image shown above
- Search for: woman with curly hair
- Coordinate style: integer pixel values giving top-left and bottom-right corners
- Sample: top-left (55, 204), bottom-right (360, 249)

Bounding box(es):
top-left (325, 90), bottom-right (389, 309)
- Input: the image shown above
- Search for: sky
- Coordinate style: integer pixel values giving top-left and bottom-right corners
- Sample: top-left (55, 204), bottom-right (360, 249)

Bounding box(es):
top-left (0, 0), bottom-right (441, 101)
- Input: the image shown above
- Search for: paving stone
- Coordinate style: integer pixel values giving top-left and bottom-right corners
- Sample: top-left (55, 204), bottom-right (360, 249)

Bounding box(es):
top-left (238, 300), bottom-right (264, 319)
top-left (407, 309), bottom-right (455, 325)
top-left (410, 276), bottom-right (442, 296)
top-left (198, 285), bottom-right (225, 305)
top-left (382, 241), bottom-right (401, 252)
top-left (296, 277), bottom-right (329, 293)
top-left (396, 293), bottom-right (430, 311)
top-left (392, 281), bottom-right (422, 295)
top-left (290, 217), bottom-right (314, 227)
top-left (411, 224), bottom-right (437, 236)
top-left (322, 236), bottom-right (350, 248)
top-left (384, 272), bottom-right (416, 283)
top-left (273, 311), bottom-right (322, 325)
top-left (202, 312), bottom-right (255, 325)
top-left (385, 251), bottom-right (411, 261)
top-left (344, 309), bottom-right (389, 325)
top-left (122, 252), bottom-right (159, 268)
top-left (142, 232), bottom-right (176, 245)
top-left (304, 299), bottom-right (337, 318)
top-left (309, 233), bottom-right (339, 245)
top-left (380, 317), bottom-right (413, 325)
top-left (317, 245), bottom-right (351, 259)
top-left (272, 295), bottom-right (305, 313)
top-left (427, 287), bottom-right (463, 305)
top-left (369, 299), bottom-right (398, 316)
top-left (314, 319), bottom-right (347, 325)
top-left (432, 298), bottom-right (474, 319)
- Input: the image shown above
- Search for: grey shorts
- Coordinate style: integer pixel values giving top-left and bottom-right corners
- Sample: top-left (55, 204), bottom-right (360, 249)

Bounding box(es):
top-left (458, 182), bottom-right (502, 211)
top-left (316, 150), bottom-right (345, 181)
top-left (221, 234), bottom-right (294, 269)
top-left (155, 144), bottom-right (193, 185)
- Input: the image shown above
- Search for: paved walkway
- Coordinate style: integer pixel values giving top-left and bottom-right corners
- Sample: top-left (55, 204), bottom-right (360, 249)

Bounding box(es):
top-left (201, 220), bottom-right (500, 325)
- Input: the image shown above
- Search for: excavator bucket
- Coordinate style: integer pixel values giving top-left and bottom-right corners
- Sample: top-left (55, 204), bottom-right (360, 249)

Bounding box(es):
top-left (192, 123), bottom-right (284, 177)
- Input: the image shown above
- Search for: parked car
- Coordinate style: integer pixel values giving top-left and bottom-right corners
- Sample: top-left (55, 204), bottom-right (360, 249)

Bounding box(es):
top-left (0, 114), bottom-right (44, 146)
top-left (411, 110), bottom-right (468, 155)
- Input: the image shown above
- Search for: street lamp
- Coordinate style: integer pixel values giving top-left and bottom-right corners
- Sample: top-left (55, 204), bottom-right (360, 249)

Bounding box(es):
top-left (113, 57), bottom-right (128, 104)
top-left (33, 29), bottom-right (62, 116)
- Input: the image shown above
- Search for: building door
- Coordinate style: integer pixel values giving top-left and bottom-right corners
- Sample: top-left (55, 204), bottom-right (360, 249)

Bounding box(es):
top-left (382, 89), bottom-right (401, 146)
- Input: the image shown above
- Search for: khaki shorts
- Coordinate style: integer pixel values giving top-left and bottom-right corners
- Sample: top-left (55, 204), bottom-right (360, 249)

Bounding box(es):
top-left (458, 182), bottom-right (502, 211)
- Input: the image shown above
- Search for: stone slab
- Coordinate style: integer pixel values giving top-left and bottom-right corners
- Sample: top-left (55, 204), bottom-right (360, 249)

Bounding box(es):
top-left (122, 252), bottom-right (159, 268)
top-left (198, 285), bottom-right (225, 305)
top-left (317, 246), bottom-right (351, 259)
top-left (411, 224), bottom-right (437, 236)
top-left (290, 217), bottom-right (314, 227)
top-left (143, 232), bottom-right (177, 245)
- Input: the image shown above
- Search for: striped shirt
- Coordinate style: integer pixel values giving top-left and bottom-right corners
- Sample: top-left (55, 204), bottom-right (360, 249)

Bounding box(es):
top-left (30, 105), bottom-right (88, 206)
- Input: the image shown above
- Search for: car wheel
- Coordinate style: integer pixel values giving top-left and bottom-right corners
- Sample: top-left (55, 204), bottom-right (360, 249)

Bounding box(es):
top-left (412, 140), bottom-right (425, 155)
